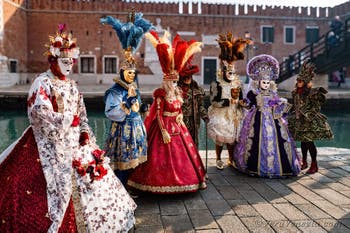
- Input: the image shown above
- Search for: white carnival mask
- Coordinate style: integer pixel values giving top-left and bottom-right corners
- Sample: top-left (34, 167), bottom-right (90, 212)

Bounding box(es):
top-left (222, 61), bottom-right (236, 82)
top-left (58, 58), bottom-right (74, 76)
top-left (260, 79), bottom-right (271, 90)
top-left (225, 70), bottom-right (236, 81)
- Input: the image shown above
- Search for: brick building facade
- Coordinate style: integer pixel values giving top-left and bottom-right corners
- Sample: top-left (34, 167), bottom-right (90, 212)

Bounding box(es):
top-left (1, 0), bottom-right (349, 86)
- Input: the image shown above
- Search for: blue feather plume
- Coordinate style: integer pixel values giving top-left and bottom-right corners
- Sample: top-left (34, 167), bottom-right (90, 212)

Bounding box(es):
top-left (100, 13), bottom-right (153, 53)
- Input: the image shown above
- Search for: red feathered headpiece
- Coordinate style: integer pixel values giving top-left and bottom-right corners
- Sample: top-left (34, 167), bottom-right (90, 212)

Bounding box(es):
top-left (46, 24), bottom-right (79, 59)
top-left (146, 30), bottom-right (202, 81)
top-left (179, 64), bottom-right (199, 78)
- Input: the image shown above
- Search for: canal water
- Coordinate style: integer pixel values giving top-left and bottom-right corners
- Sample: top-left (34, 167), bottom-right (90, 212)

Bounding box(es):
top-left (0, 108), bottom-right (349, 153)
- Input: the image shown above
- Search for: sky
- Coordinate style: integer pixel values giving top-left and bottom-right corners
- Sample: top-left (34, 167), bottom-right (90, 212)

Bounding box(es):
top-left (225, 0), bottom-right (349, 7)
top-left (132, 0), bottom-right (349, 8)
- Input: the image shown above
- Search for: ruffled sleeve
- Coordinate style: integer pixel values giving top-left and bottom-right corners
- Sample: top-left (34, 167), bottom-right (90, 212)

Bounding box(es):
top-left (104, 89), bottom-right (128, 122)
top-left (27, 75), bottom-right (74, 140)
top-left (144, 88), bottom-right (166, 132)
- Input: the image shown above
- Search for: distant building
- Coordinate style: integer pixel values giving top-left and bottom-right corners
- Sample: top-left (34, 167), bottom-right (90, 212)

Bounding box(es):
top-left (0, 0), bottom-right (349, 87)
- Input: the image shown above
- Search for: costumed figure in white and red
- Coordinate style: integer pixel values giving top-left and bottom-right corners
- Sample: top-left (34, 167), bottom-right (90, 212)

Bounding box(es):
top-left (100, 11), bottom-right (153, 187)
top-left (128, 30), bottom-right (207, 194)
top-left (288, 61), bottom-right (333, 174)
top-left (0, 24), bottom-right (136, 233)
top-left (207, 32), bottom-right (251, 170)
top-left (233, 54), bottom-right (301, 178)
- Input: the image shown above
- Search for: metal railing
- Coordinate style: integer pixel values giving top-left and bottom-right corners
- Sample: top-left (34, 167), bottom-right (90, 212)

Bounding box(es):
top-left (278, 17), bottom-right (350, 83)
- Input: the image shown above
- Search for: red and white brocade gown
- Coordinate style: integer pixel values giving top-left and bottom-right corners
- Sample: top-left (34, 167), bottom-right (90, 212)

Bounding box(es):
top-left (128, 88), bottom-right (207, 194)
top-left (0, 70), bottom-right (136, 233)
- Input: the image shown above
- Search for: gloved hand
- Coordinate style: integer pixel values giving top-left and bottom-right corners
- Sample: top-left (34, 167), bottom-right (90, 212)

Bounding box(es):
top-left (79, 132), bottom-right (89, 146)
top-left (71, 115), bottom-right (80, 127)
top-left (268, 98), bottom-right (280, 107)
top-left (239, 98), bottom-right (250, 107)
top-left (140, 103), bottom-right (149, 113)
top-left (125, 96), bottom-right (137, 109)
top-left (161, 129), bottom-right (171, 144)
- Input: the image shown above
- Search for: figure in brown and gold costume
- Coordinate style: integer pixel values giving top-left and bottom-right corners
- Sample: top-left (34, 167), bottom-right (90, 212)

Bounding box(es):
top-left (178, 63), bottom-right (208, 147)
top-left (288, 61), bottom-right (333, 174)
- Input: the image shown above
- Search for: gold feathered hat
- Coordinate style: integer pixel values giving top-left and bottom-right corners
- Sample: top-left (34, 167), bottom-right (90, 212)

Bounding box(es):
top-left (297, 61), bottom-right (316, 84)
top-left (217, 32), bottom-right (252, 72)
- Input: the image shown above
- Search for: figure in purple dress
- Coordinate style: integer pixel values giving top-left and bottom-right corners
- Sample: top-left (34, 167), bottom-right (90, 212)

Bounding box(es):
top-left (233, 54), bottom-right (301, 178)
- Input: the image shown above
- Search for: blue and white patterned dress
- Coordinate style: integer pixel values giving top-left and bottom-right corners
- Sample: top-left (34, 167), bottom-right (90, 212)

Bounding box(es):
top-left (104, 78), bottom-right (147, 171)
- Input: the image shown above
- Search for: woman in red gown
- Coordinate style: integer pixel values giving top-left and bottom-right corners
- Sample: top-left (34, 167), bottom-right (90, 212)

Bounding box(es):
top-left (128, 31), bottom-right (207, 194)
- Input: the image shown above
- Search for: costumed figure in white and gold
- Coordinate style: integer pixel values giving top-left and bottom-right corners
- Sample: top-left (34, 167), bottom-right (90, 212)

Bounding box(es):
top-left (288, 61), bottom-right (333, 174)
top-left (128, 30), bottom-right (207, 194)
top-left (0, 24), bottom-right (136, 233)
top-left (233, 54), bottom-right (301, 178)
top-left (207, 32), bottom-right (251, 170)
top-left (100, 11), bottom-right (153, 187)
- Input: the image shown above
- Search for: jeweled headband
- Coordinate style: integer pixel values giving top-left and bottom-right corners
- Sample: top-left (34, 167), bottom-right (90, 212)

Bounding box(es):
top-left (247, 54), bottom-right (279, 81)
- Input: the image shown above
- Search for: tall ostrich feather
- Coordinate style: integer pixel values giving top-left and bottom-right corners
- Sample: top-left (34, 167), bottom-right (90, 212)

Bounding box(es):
top-left (146, 30), bottom-right (201, 76)
top-left (100, 12), bottom-right (153, 53)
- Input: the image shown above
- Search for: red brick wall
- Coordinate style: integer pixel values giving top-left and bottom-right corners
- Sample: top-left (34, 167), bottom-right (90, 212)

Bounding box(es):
top-left (3, 0), bottom-right (350, 75)
top-left (3, 0), bottom-right (27, 72)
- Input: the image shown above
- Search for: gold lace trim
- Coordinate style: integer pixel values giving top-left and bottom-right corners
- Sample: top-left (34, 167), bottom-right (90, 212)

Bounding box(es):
top-left (163, 111), bottom-right (179, 117)
top-left (114, 78), bottom-right (137, 90)
top-left (127, 180), bottom-right (207, 193)
top-left (71, 172), bottom-right (86, 232)
top-left (110, 156), bottom-right (147, 171)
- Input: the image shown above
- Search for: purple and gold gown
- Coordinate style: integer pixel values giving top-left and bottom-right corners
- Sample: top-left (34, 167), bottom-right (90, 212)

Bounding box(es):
top-left (233, 88), bottom-right (301, 177)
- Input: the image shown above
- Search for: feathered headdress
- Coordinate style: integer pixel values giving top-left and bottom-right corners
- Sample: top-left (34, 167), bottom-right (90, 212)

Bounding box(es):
top-left (297, 61), bottom-right (316, 84)
top-left (100, 10), bottom-right (153, 70)
top-left (247, 54), bottom-right (280, 81)
top-left (179, 63), bottom-right (199, 78)
top-left (179, 48), bottom-right (200, 78)
top-left (146, 30), bottom-right (202, 81)
top-left (46, 24), bottom-right (79, 59)
top-left (217, 32), bottom-right (252, 72)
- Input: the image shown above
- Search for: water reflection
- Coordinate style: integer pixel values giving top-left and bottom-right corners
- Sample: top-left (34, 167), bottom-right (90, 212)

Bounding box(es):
top-left (0, 109), bottom-right (349, 153)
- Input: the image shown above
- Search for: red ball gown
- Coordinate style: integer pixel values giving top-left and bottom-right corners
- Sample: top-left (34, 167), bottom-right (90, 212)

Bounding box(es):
top-left (128, 88), bottom-right (207, 194)
top-left (0, 127), bottom-right (77, 233)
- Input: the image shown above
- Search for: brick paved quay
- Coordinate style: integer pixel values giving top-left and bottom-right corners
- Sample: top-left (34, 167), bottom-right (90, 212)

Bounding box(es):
top-left (134, 148), bottom-right (350, 233)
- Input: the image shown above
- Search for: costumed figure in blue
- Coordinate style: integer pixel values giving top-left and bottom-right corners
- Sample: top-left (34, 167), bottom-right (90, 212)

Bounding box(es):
top-left (233, 54), bottom-right (301, 178)
top-left (207, 32), bottom-right (251, 170)
top-left (100, 11), bottom-right (153, 186)
top-left (288, 61), bottom-right (333, 174)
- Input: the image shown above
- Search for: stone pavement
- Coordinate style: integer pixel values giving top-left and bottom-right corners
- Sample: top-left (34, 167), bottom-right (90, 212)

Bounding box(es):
top-left (133, 148), bottom-right (350, 233)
